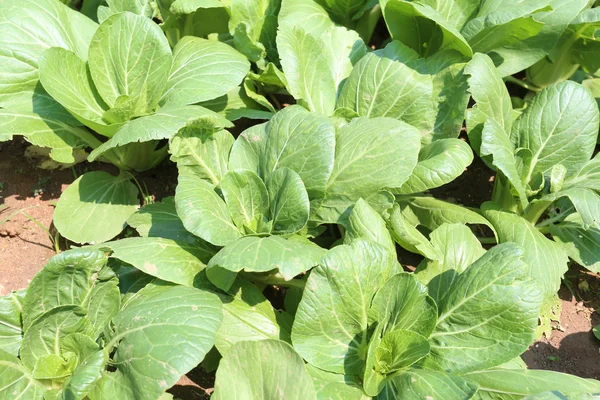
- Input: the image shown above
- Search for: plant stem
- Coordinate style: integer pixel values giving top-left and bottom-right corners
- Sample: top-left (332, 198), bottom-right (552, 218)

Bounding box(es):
top-left (504, 76), bottom-right (542, 93)
top-left (477, 237), bottom-right (497, 244)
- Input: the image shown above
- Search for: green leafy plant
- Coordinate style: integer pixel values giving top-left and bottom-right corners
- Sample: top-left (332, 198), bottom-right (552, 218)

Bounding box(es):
top-left (0, 248), bottom-right (222, 400)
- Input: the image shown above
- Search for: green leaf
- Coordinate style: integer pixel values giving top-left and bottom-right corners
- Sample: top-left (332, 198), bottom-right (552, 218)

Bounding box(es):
top-left (88, 12), bottom-right (171, 114)
top-left (0, 349), bottom-right (45, 400)
top-left (160, 37), bottom-right (249, 106)
top-left (465, 52), bottom-right (514, 155)
top-left (415, 223), bottom-right (486, 304)
top-left (53, 171), bottom-right (139, 244)
top-left (381, 0), bottom-right (472, 58)
top-left (278, 0), bottom-right (335, 38)
top-left (215, 279), bottom-right (287, 355)
top-left (563, 155), bottom-right (600, 192)
top-left (207, 236), bottom-right (325, 289)
top-left (292, 240), bottom-right (398, 376)
top-left (0, 0), bottom-right (97, 108)
top-left (260, 106), bottom-right (336, 202)
top-left (344, 198), bottom-right (395, 254)
top-left (104, 284), bottom-right (222, 400)
top-left (199, 85), bottom-right (274, 121)
top-left (267, 168), bottom-right (310, 235)
top-left (20, 306), bottom-right (87, 371)
top-left (550, 214), bottom-right (600, 273)
top-left (229, 0), bottom-right (280, 64)
top-left (387, 202), bottom-right (441, 259)
top-left (38, 47), bottom-right (120, 137)
top-left (377, 369), bottom-right (478, 400)
top-left (537, 188), bottom-right (600, 229)
top-left (220, 170), bottom-right (269, 231)
top-left (175, 170), bottom-right (241, 246)
top-left (59, 350), bottom-right (106, 400)
top-left (464, 369), bottom-right (600, 399)
top-left (337, 51), bottom-right (435, 139)
top-left (305, 364), bottom-right (369, 400)
top-left (277, 26), bottom-right (337, 115)
top-left (103, 237), bottom-right (207, 286)
top-left (512, 81), bottom-right (600, 179)
top-left (21, 248), bottom-right (110, 331)
top-left (127, 197), bottom-right (198, 243)
top-left (88, 105), bottom-right (232, 161)
top-left (483, 206), bottom-right (569, 296)
top-left (375, 330), bottom-right (430, 374)
top-left (428, 243), bottom-right (543, 373)
top-left (228, 123), bottom-right (267, 173)
top-left (0, 291), bottom-right (24, 357)
top-left (314, 117), bottom-right (420, 223)
top-left (213, 340), bottom-right (316, 400)
top-left (170, 121), bottom-right (235, 185)
top-left (395, 139), bottom-right (473, 194)
top-left (369, 273), bottom-right (438, 337)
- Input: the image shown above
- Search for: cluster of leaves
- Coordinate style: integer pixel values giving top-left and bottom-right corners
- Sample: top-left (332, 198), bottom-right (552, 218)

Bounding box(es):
top-left (1, 0), bottom-right (600, 399)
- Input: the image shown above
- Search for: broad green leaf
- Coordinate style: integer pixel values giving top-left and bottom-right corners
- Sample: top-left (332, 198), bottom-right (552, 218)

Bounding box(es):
top-left (88, 105), bottom-right (232, 161)
top-left (419, 0), bottom-right (479, 30)
top-left (0, 349), bottom-right (45, 400)
top-left (21, 248), bottom-right (109, 331)
top-left (207, 236), bottom-right (325, 289)
top-left (38, 47), bottom-right (120, 137)
top-left (53, 171), bottom-right (139, 244)
top-left (277, 26), bottom-right (336, 115)
top-left (169, 121), bottom-right (234, 185)
top-left (175, 171), bottom-right (241, 246)
top-left (483, 206), bottom-right (569, 296)
top-left (20, 306), bottom-right (87, 371)
top-left (387, 203), bottom-right (441, 260)
top-left (267, 168), bottom-right (310, 235)
top-left (464, 369), bottom-right (600, 399)
top-left (512, 81), bottom-right (600, 179)
top-left (103, 0), bottom-right (154, 19)
top-left (381, 0), bottom-right (472, 58)
top-left (369, 273), bottom-right (437, 337)
top-left (213, 340), bottom-right (316, 400)
top-left (0, 291), bottom-right (24, 357)
top-left (377, 369), bottom-right (478, 400)
top-left (228, 123), bottom-right (267, 173)
top-left (323, 26), bottom-right (368, 91)
top-left (551, 214), bottom-right (600, 273)
top-left (199, 85), bottom-right (274, 121)
top-left (315, 117), bottom-right (420, 223)
top-left (314, 0), bottom-right (372, 25)
top-left (229, 0), bottom-right (280, 64)
top-left (127, 197), bottom-right (197, 243)
top-left (160, 37), bottom-right (249, 106)
top-left (105, 284), bottom-right (222, 400)
top-left (88, 12), bottom-right (171, 114)
top-left (278, 0), bottom-right (334, 38)
top-left (480, 120), bottom-right (529, 209)
top-left (428, 243), bottom-right (543, 373)
top-left (337, 52), bottom-right (435, 139)
top-left (395, 139), bottom-right (473, 194)
top-left (535, 187), bottom-right (600, 229)
top-left (375, 330), bottom-right (430, 374)
top-left (292, 240), bottom-right (398, 376)
top-left (415, 224), bottom-right (486, 304)
top-left (0, 109), bottom-right (102, 164)
top-left (103, 237), bottom-right (207, 286)
top-left (261, 106), bottom-right (336, 201)
top-left (563, 155), bottom-right (600, 191)
top-left (465, 52), bottom-right (514, 155)
top-left (344, 198), bottom-right (395, 254)
top-left (215, 279), bottom-right (286, 355)
top-left (0, 0), bottom-right (97, 107)
top-left (220, 170), bottom-right (269, 230)
top-left (305, 364), bottom-right (369, 400)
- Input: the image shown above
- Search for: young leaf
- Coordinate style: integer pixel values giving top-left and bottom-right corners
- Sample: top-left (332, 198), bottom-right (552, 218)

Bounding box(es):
top-left (160, 37), bottom-right (250, 106)
top-left (292, 240), bottom-right (398, 375)
top-left (428, 243), bottom-right (543, 373)
top-left (344, 198), bottom-right (395, 254)
top-left (175, 170), bottom-right (242, 246)
top-left (220, 170), bottom-right (270, 230)
top-left (88, 12), bottom-right (172, 114)
top-left (59, 350), bottom-right (106, 400)
top-left (267, 168), bottom-right (310, 235)
top-left (102, 284), bottom-right (222, 400)
top-left (53, 171), bottom-right (139, 244)
top-left (212, 340), bottom-right (316, 400)
top-left (103, 237), bottom-right (208, 286)
top-left (375, 330), bottom-right (430, 374)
